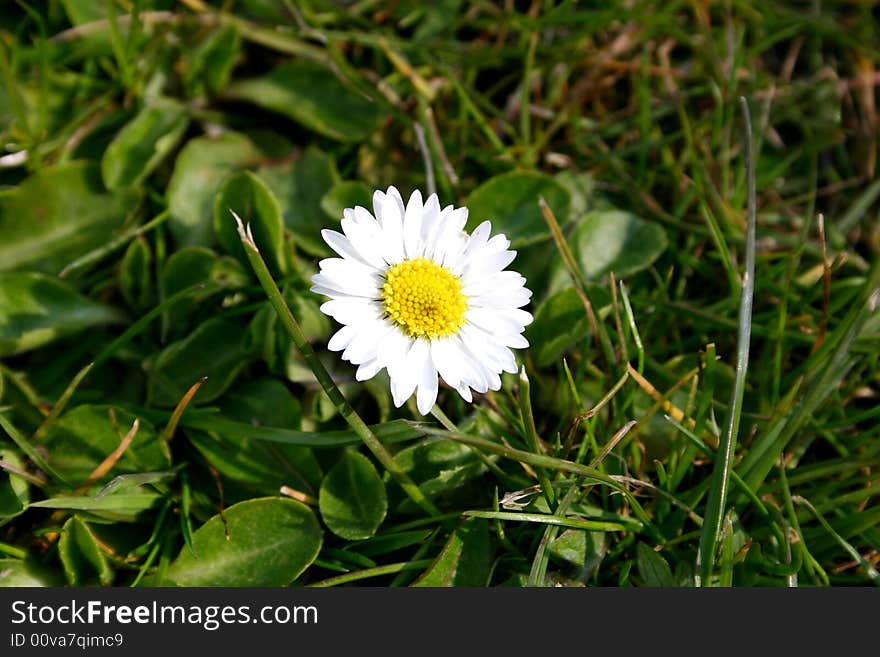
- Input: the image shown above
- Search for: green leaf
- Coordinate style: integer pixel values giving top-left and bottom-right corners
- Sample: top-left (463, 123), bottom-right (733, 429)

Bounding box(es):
top-left (0, 558), bottom-right (62, 587)
top-left (320, 181), bottom-right (374, 220)
top-left (259, 147), bottom-right (340, 256)
top-left (164, 497), bottom-right (323, 586)
top-left (59, 0), bottom-right (104, 25)
top-left (28, 489), bottom-right (163, 523)
top-left (636, 542), bottom-right (676, 587)
top-left (223, 377), bottom-right (302, 429)
top-left (147, 317), bottom-right (252, 407)
top-left (319, 450), bottom-right (387, 540)
top-left (568, 209), bottom-right (668, 280)
top-left (119, 237), bottom-right (153, 312)
top-left (28, 491), bottom-right (162, 515)
top-left (95, 466), bottom-right (185, 499)
top-left (187, 430), bottom-right (321, 500)
top-left (167, 132), bottom-right (263, 247)
top-left (213, 170), bottom-right (286, 275)
top-left (160, 247), bottom-right (249, 332)
top-left (555, 170), bottom-right (595, 223)
top-left (465, 171), bottom-right (571, 247)
top-left (58, 516), bottom-right (114, 586)
top-left (348, 529), bottom-right (433, 558)
top-left (524, 285), bottom-right (611, 366)
top-left (101, 98), bottom-right (189, 189)
top-left (160, 247), bottom-right (248, 292)
top-left (412, 518), bottom-right (489, 587)
top-left (284, 290), bottom-right (332, 343)
top-left (224, 61), bottom-right (383, 142)
top-left (186, 378), bottom-right (321, 496)
top-left (384, 439), bottom-right (488, 513)
top-left (244, 302), bottom-right (280, 368)
top-left (0, 448), bottom-right (29, 522)
top-left (0, 161), bottom-right (139, 273)
top-left (0, 272), bottom-right (125, 357)
top-left (547, 529), bottom-right (606, 572)
top-left (183, 25), bottom-right (241, 96)
top-left (40, 405), bottom-right (170, 485)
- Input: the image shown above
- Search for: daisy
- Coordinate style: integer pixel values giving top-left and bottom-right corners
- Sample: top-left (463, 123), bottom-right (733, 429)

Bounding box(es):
top-left (311, 187), bottom-right (533, 415)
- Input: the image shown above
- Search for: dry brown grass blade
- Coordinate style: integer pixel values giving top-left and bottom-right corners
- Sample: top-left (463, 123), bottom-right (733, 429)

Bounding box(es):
top-left (0, 459), bottom-right (46, 487)
top-left (280, 486), bottom-right (319, 506)
top-left (539, 196), bottom-right (615, 368)
top-left (77, 418), bottom-right (139, 492)
top-left (160, 376), bottom-right (208, 443)
top-left (625, 363), bottom-right (716, 448)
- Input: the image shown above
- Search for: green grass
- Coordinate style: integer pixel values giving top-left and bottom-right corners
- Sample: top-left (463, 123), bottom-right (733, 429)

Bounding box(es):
top-left (0, 0), bottom-right (878, 588)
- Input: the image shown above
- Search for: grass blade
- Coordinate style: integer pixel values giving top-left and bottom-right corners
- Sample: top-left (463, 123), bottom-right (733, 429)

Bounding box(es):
top-left (794, 496), bottom-right (880, 586)
top-left (464, 510), bottom-right (634, 533)
top-left (518, 366), bottom-right (555, 507)
top-left (32, 361), bottom-right (94, 444)
top-left (697, 97), bottom-right (757, 586)
top-left (0, 412), bottom-right (65, 483)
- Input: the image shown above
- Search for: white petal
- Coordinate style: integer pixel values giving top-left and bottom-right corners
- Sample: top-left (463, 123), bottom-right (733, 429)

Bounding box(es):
top-left (320, 229), bottom-right (383, 271)
top-left (419, 194), bottom-right (441, 251)
top-left (431, 207), bottom-right (466, 263)
top-left (340, 213), bottom-right (388, 270)
top-left (461, 249), bottom-right (517, 280)
top-left (371, 190), bottom-right (387, 227)
top-left (451, 337), bottom-right (490, 393)
top-left (310, 276), bottom-right (375, 299)
top-left (386, 186), bottom-right (406, 221)
top-left (449, 221), bottom-right (490, 275)
top-left (320, 299), bottom-right (381, 324)
top-left (352, 205), bottom-right (380, 229)
top-left (377, 188), bottom-right (405, 264)
top-left (440, 232), bottom-right (469, 271)
top-left (321, 229), bottom-right (361, 262)
top-left (428, 206), bottom-right (461, 255)
top-left (459, 324), bottom-right (518, 375)
top-left (461, 270), bottom-right (527, 296)
top-left (403, 189), bottom-right (424, 259)
top-left (315, 258), bottom-right (382, 297)
top-left (416, 359), bottom-right (439, 415)
top-left (465, 307), bottom-right (532, 335)
top-left (389, 338), bottom-right (429, 408)
top-left (356, 358), bottom-right (384, 381)
top-left (422, 205), bottom-right (452, 261)
top-left (486, 369), bottom-right (502, 391)
top-left (327, 324), bottom-right (358, 352)
top-left (389, 355), bottom-right (417, 407)
top-left (467, 221), bottom-right (492, 251)
top-left (501, 333), bottom-right (529, 349)
top-left (342, 320), bottom-right (393, 365)
top-left (377, 327), bottom-right (412, 372)
top-left (431, 338), bottom-right (463, 389)
top-left (310, 284), bottom-right (366, 300)
top-left (455, 383), bottom-right (473, 403)
top-left (468, 288), bottom-right (533, 309)
top-left (317, 256), bottom-right (381, 280)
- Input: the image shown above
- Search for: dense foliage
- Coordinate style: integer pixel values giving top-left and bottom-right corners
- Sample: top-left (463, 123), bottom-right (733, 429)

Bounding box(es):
top-left (0, 1), bottom-right (878, 587)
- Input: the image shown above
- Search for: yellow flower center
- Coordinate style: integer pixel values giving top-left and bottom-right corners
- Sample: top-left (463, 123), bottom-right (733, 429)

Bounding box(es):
top-left (381, 258), bottom-right (468, 339)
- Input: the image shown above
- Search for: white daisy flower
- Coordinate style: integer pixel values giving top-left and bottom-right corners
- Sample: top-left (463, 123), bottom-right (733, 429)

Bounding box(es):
top-left (310, 186), bottom-right (534, 415)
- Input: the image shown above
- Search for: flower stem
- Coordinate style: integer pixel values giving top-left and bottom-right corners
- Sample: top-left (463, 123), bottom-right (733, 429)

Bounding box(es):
top-left (518, 366), bottom-right (556, 508)
top-left (428, 405), bottom-right (457, 432)
top-left (430, 405), bottom-right (509, 481)
top-left (232, 212), bottom-right (439, 516)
